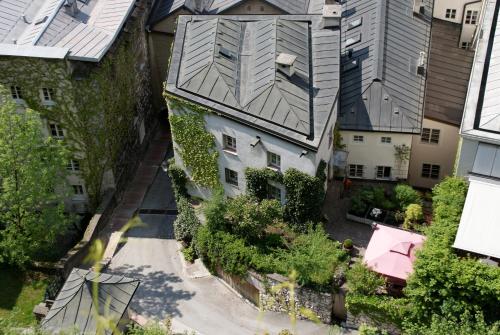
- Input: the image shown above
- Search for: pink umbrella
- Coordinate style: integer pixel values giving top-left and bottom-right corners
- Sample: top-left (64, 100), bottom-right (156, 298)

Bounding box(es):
top-left (364, 224), bottom-right (425, 283)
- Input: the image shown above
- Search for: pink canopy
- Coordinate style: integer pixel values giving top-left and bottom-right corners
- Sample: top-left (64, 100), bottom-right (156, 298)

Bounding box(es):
top-left (363, 224), bottom-right (425, 283)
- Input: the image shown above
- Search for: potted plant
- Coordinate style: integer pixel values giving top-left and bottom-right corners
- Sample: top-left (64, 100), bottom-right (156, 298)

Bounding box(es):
top-left (343, 239), bottom-right (354, 251)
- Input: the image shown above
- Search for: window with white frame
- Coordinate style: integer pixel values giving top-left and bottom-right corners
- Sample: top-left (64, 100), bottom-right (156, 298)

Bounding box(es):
top-left (445, 8), bottom-right (456, 19)
top-left (349, 164), bottom-right (364, 178)
top-left (67, 159), bottom-right (80, 172)
top-left (223, 134), bottom-right (236, 152)
top-left (353, 135), bottom-right (364, 143)
top-left (49, 123), bottom-right (64, 139)
top-left (376, 166), bottom-right (392, 179)
top-left (267, 151), bottom-right (281, 170)
top-left (381, 136), bottom-right (392, 144)
top-left (72, 184), bottom-right (84, 195)
top-left (461, 42), bottom-right (472, 49)
top-left (420, 128), bottom-right (440, 144)
top-left (421, 164), bottom-right (440, 179)
top-left (225, 168), bottom-right (238, 186)
top-left (10, 86), bottom-right (22, 100)
top-left (267, 184), bottom-right (281, 201)
top-left (465, 10), bottom-right (478, 24)
top-left (41, 88), bottom-right (54, 102)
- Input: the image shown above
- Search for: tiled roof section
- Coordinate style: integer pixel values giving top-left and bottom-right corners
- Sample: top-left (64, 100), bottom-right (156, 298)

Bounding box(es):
top-left (338, 0), bottom-right (432, 133)
top-left (0, 0), bottom-right (136, 61)
top-left (149, 0), bottom-right (316, 26)
top-left (41, 268), bottom-right (139, 334)
top-left (168, 15), bottom-right (340, 148)
top-left (424, 19), bottom-right (474, 126)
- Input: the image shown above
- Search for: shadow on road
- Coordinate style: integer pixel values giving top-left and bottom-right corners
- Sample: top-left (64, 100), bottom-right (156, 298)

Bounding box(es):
top-left (109, 264), bottom-right (195, 319)
top-left (125, 214), bottom-right (175, 239)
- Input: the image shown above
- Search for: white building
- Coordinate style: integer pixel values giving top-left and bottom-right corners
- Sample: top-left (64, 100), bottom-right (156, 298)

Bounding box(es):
top-left (455, 0), bottom-right (500, 260)
top-left (432, 0), bottom-right (485, 48)
top-left (337, 0), bottom-right (432, 181)
top-left (166, 15), bottom-right (340, 199)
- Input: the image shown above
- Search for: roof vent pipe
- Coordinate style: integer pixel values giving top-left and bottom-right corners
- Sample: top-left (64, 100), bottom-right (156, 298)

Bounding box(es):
top-left (276, 53), bottom-right (297, 77)
top-left (322, 1), bottom-right (341, 28)
top-left (64, 0), bottom-right (78, 17)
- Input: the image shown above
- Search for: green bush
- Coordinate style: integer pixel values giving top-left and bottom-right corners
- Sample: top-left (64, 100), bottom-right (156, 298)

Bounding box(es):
top-left (173, 198), bottom-right (200, 242)
top-left (167, 159), bottom-right (188, 201)
top-left (244, 167), bottom-right (282, 200)
top-left (394, 184), bottom-right (422, 211)
top-left (359, 324), bottom-right (388, 335)
top-left (225, 195), bottom-right (282, 239)
top-left (343, 239), bottom-right (353, 249)
top-left (283, 169), bottom-right (325, 231)
top-left (203, 188), bottom-right (228, 232)
top-left (403, 204), bottom-right (423, 230)
top-left (277, 226), bottom-right (347, 289)
top-left (346, 261), bottom-right (384, 296)
top-left (182, 244), bottom-right (196, 263)
top-left (349, 186), bottom-right (395, 215)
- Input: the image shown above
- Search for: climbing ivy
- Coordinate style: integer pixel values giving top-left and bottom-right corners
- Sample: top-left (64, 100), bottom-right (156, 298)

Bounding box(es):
top-left (0, 24), bottom-right (147, 211)
top-left (166, 94), bottom-right (219, 189)
top-left (245, 167), bottom-right (283, 200)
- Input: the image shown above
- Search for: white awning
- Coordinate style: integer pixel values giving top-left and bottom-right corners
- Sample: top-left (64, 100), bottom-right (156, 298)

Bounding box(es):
top-left (453, 176), bottom-right (500, 259)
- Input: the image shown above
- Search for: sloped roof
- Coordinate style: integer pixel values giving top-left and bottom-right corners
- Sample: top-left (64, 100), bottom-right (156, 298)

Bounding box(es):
top-left (148, 0), bottom-right (324, 26)
top-left (0, 0), bottom-right (136, 61)
top-left (338, 0), bottom-right (432, 133)
top-left (453, 176), bottom-right (500, 259)
top-left (41, 268), bottom-right (139, 334)
top-left (167, 15), bottom-right (340, 149)
top-left (461, 0), bottom-right (500, 143)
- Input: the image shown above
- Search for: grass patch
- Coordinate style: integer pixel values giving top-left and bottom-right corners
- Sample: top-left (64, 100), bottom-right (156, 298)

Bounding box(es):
top-left (0, 267), bottom-right (50, 326)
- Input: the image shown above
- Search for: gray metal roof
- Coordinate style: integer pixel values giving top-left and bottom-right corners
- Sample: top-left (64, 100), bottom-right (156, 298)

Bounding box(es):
top-left (41, 268), bottom-right (139, 334)
top-left (0, 0), bottom-right (136, 61)
top-left (338, 0), bottom-right (432, 133)
top-left (167, 15), bottom-right (340, 149)
top-left (424, 19), bottom-right (474, 126)
top-left (472, 142), bottom-right (500, 179)
top-left (148, 0), bottom-right (324, 27)
top-left (461, 0), bottom-right (500, 143)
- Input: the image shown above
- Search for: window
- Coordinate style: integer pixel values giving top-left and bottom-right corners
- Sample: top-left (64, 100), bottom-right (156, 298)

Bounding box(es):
top-left (465, 10), bottom-right (478, 24)
top-left (328, 126), bottom-right (333, 148)
top-left (421, 164), bottom-right (440, 179)
top-left (445, 9), bottom-right (456, 19)
top-left (49, 123), bottom-right (64, 139)
top-left (225, 168), bottom-right (238, 186)
top-left (376, 166), bottom-right (392, 179)
top-left (420, 128), bottom-right (440, 144)
top-left (10, 86), bottom-right (22, 100)
top-left (381, 136), bottom-right (392, 144)
top-left (72, 184), bottom-right (84, 195)
top-left (267, 151), bottom-right (281, 170)
top-left (353, 135), bottom-right (364, 143)
top-left (349, 164), bottom-right (364, 178)
top-left (267, 184), bottom-right (281, 200)
top-left (461, 42), bottom-right (472, 49)
top-left (67, 159), bottom-right (80, 171)
top-left (223, 134), bottom-right (237, 152)
top-left (41, 88), bottom-right (54, 102)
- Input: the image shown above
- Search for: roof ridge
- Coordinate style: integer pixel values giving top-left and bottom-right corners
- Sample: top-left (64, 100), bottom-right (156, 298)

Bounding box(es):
top-left (33, 0), bottom-right (67, 45)
top-left (271, 83), bottom-right (310, 133)
top-left (372, 0), bottom-right (387, 81)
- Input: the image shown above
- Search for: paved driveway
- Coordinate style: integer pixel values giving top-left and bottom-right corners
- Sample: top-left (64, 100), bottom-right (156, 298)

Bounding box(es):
top-left (108, 214), bottom-right (337, 335)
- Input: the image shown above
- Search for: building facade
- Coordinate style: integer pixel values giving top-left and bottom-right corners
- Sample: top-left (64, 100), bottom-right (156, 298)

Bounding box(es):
top-left (166, 15), bottom-right (340, 199)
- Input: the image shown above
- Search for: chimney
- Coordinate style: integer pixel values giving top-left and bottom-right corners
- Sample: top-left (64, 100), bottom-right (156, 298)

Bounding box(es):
top-left (322, 0), bottom-right (341, 28)
top-left (276, 53), bottom-right (297, 77)
top-left (64, 0), bottom-right (78, 17)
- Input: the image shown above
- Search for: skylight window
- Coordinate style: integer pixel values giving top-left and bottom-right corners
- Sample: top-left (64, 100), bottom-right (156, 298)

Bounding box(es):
top-left (345, 34), bottom-right (361, 47)
top-left (347, 18), bottom-right (362, 30)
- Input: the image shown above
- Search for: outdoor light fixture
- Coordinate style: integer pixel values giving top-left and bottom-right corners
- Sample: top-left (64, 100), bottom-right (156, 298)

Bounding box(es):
top-left (300, 150), bottom-right (308, 157)
top-left (250, 136), bottom-right (261, 148)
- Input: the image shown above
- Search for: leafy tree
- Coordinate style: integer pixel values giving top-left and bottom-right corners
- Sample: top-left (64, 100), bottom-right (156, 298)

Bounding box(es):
top-left (0, 89), bottom-right (69, 265)
top-left (173, 198), bottom-right (200, 243)
top-left (345, 261), bottom-right (385, 296)
top-left (225, 195), bottom-right (282, 239)
top-left (393, 184), bottom-right (421, 211)
top-left (403, 204), bottom-right (423, 230)
top-left (203, 187), bottom-right (227, 231)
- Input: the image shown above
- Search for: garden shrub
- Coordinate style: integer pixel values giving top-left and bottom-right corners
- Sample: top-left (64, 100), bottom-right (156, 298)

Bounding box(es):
top-left (349, 186), bottom-right (395, 216)
top-left (167, 158), bottom-right (188, 201)
top-left (345, 261), bottom-right (384, 296)
top-left (394, 184), bottom-right (422, 211)
top-left (402, 204), bottom-right (423, 230)
top-left (225, 195), bottom-right (282, 239)
top-left (283, 169), bottom-right (325, 231)
top-left (345, 294), bottom-right (407, 329)
top-left (359, 324), bottom-right (388, 335)
top-left (203, 188), bottom-right (228, 232)
top-left (173, 198), bottom-right (200, 243)
top-left (277, 226), bottom-right (347, 289)
top-left (182, 244), bottom-right (196, 263)
top-left (245, 167), bottom-right (282, 200)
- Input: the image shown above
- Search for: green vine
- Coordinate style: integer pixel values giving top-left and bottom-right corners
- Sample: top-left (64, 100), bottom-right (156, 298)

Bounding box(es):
top-left (166, 94), bottom-right (219, 189)
top-left (245, 167), bottom-right (283, 200)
